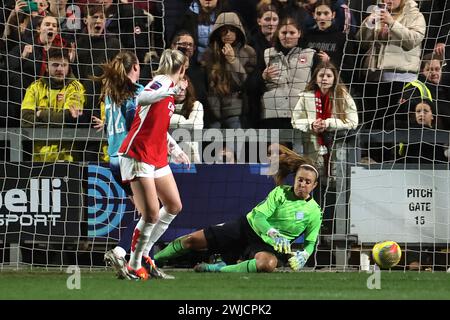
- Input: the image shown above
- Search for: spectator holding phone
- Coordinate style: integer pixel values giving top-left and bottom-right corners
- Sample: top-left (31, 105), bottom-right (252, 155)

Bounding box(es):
top-left (6, 14), bottom-right (67, 125)
top-left (260, 16), bottom-right (318, 129)
top-left (357, 0), bottom-right (426, 129)
top-left (2, 1), bottom-right (35, 52)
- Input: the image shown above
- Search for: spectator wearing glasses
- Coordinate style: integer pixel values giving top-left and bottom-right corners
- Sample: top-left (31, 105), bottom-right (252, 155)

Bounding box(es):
top-left (401, 53), bottom-right (450, 130)
top-left (170, 30), bottom-right (208, 117)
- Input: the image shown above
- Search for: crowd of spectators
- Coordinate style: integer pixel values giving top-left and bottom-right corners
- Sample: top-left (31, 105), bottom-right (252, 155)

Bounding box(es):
top-left (0, 0), bottom-right (448, 165)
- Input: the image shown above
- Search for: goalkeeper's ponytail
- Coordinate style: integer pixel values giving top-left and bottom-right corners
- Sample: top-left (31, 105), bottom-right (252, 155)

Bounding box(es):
top-left (269, 144), bottom-right (317, 185)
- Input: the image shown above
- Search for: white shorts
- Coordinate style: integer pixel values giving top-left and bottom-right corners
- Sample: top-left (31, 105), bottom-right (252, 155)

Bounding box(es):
top-left (119, 155), bottom-right (172, 182)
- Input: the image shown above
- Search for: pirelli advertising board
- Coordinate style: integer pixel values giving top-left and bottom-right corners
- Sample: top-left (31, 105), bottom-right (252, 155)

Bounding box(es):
top-left (0, 163), bottom-right (83, 242)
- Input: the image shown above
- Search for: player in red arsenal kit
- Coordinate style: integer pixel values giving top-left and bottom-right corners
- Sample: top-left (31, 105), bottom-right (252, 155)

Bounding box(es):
top-left (120, 75), bottom-right (177, 167)
top-left (118, 49), bottom-right (189, 280)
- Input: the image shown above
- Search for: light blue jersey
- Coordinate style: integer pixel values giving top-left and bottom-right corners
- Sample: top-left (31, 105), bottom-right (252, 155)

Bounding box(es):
top-left (105, 83), bottom-right (144, 157)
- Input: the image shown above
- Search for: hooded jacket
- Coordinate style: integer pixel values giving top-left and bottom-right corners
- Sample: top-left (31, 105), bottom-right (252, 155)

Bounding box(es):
top-left (203, 12), bottom-right (256, 120)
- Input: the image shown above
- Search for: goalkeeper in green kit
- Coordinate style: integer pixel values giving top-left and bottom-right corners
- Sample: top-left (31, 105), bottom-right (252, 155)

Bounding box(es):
top-left (154, 148), bottom-right (322, 273)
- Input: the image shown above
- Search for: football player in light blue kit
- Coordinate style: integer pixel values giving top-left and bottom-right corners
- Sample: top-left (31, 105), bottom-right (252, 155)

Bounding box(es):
top-left (92, 50), bottom-right (188, 279)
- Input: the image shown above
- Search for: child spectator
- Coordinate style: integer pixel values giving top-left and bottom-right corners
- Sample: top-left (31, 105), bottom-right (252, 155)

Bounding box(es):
top-left (389, 98), bottom-right (448, 165)
top-left (291, 61), bottom-right (358, 172)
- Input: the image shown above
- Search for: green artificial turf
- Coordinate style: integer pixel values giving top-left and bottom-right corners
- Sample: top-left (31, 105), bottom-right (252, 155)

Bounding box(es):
top-left (1, 269), bottom-right (449, 300)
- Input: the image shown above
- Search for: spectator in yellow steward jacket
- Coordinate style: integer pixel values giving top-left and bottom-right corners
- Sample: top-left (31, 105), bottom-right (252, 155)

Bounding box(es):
top-left (21, 47), bottom-right (84, 127)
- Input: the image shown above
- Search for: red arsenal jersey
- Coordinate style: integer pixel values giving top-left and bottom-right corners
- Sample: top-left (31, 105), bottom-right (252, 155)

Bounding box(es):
top-left (119, 75), bottom-right (175, 167)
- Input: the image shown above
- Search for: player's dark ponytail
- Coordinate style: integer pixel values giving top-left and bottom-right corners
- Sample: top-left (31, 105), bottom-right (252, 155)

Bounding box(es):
top-left (269, 144), bottom-right (317, 185)
top-left (94, 50), bottom-right (139, 106)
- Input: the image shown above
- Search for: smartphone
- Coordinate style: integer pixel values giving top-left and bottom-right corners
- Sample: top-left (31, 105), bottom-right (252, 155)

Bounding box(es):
top-left (21, 0), bottom-right (39, 14)
top-left (268, 53), bottom-right (281, 69)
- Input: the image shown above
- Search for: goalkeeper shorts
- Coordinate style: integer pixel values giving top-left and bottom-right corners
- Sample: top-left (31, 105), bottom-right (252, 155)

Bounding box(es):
top-left (204, 216), bottom-right (278, 261)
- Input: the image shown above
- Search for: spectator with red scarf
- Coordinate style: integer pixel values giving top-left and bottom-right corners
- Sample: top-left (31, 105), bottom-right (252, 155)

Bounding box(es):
top-left (291, 62), bottom-right (358, 174)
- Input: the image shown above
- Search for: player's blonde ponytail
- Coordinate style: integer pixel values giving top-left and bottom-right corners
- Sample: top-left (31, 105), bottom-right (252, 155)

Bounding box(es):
top-left (155, 49), bottom-right (187, 77)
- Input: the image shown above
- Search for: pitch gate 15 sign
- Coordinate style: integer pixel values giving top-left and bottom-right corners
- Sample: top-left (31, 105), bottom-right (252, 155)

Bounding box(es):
top-left (0, 163), bottom-right (83, 242)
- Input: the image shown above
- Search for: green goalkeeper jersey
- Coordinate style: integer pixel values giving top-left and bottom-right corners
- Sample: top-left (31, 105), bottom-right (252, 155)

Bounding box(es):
top-left (246, 185), bottom-right (322, 255)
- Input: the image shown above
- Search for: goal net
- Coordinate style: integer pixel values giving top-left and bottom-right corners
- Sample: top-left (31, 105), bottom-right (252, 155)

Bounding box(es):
top-left (0, 0), bottom-right (449, 273)
top-left (316, 0), bottom-right (450, 272)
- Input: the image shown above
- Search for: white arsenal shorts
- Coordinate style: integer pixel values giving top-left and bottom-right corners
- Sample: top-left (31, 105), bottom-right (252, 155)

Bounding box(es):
top-left (119, 155), bottom-right (172, 182)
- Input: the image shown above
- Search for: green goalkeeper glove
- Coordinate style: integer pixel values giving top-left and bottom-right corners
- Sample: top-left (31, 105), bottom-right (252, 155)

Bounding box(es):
top-left (267, 228), bottom-right (291, 254)
top-left (288, 250), bottom-right (310, 271)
